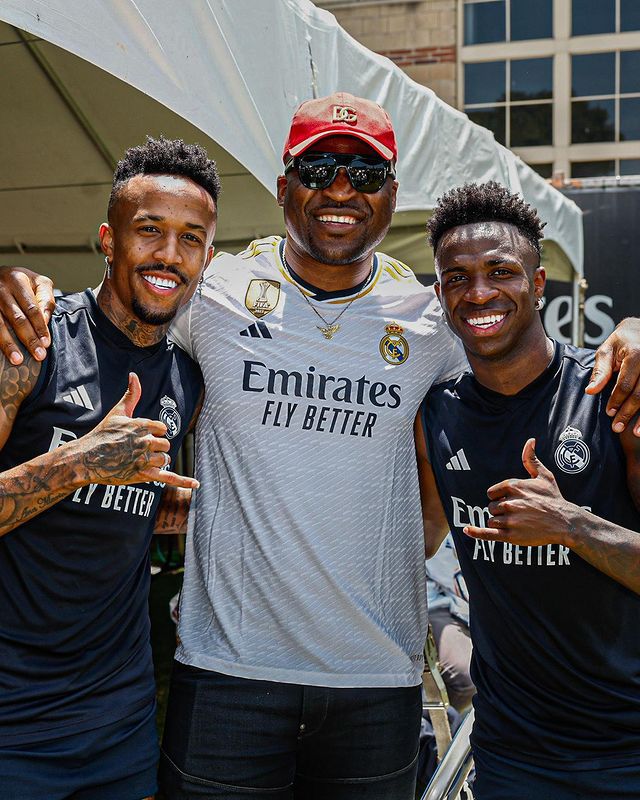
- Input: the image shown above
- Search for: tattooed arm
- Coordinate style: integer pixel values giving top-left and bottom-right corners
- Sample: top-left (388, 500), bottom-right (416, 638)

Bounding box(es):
top-left (154, 487), bottom-right (192, 535)
top-left (0, 370), bottom-right (199, 538)
top-left (153, 387), bottom-right (202, 536)
top-left (464, 437), bottom-right (640, 595)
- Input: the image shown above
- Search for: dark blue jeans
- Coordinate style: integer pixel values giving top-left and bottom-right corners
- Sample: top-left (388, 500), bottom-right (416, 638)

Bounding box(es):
top-left (159, 662), bottom-right (422, 799)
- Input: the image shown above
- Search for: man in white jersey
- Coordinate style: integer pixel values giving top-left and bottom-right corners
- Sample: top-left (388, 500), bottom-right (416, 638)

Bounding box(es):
top-left (156, 94), bottom-right (466, 799)
top-left (2, 95), bottom-right (640, 800)
top-left (156, 95), bottom-right (640, 799)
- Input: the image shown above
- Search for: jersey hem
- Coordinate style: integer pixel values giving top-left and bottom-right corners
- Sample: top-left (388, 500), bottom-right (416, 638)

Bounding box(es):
top-left (0, 694), bottom-right (156, 746)
top-left (175, 648), bottom-right (423, 688)
top-left (472, 740), bottom-right (640, 772)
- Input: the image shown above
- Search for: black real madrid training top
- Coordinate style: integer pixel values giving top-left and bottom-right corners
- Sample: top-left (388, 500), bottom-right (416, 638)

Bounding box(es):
top-left (423, 341), bottom-right (640, 769)
top-left (0, 290), bottom-right (202, 744)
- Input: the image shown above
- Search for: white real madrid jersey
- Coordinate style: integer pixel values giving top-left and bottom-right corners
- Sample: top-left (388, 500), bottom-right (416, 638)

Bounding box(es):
top-left (170, 236), bottom-right (466, 687)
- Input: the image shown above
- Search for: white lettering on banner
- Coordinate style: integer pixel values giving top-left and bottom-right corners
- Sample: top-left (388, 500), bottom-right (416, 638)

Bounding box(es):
top-left (543, 295), bottom-right (615, 346)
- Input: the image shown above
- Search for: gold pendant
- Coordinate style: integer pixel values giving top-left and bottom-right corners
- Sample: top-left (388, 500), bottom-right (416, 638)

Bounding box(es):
top-left (318, 323), bottom-right (340, 340)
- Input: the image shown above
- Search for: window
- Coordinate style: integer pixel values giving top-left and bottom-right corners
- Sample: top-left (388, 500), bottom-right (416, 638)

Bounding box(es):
top-left (571, 158), bottom-right (640, 177)
top-left (571, 160), bottom-right (616, 178)
top-left (572, 0), bottom-right (640, 36)
top-left (572, 0), bottom-right (615, 36)
top-left (571, 51), bottom-right (640, 143)
top-left (464, 0), bottom-right (505, 44)
top-left (621, 0), bottom-right (640, 32)
top-left (464, 58), bottom-right (553, 147)
top-left (463, 0), bottom-right (552, 45)
top-left (530, 163), bottom-right (553, 179)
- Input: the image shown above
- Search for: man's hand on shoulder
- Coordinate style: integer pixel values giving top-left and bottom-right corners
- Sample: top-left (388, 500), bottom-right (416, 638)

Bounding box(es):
top-left (587, 318), bottom-right (640, 437)
top-left (0, 266), bottom-right (55, 366)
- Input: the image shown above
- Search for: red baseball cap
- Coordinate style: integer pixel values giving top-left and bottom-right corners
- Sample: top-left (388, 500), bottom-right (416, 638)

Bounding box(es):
top-left (282, 92), bottom-right (397, 163)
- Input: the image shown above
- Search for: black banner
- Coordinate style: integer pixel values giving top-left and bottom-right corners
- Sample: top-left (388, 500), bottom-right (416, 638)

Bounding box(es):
top-left (543, 187), bottom-right (640, 347)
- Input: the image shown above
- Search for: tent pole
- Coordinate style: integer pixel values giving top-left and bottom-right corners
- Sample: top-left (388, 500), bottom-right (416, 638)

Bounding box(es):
top-left (14, 28), bottom-right (117, 171)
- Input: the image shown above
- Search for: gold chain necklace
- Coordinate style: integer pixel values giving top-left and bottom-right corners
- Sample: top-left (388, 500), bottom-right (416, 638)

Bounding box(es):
top-left (299, 291), bottom-right (356, 340)
top-left (283, 252), bottom-right (372, 340)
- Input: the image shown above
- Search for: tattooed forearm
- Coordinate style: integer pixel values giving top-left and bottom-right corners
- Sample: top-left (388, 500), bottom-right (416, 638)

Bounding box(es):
top-left (154, 487), bottom-right (192, 534)
top-left (0, 457), bottom-right (79, 536)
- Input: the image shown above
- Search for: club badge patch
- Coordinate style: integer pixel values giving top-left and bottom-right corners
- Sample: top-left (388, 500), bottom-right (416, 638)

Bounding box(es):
top-left (160, 396), bottom-right (181, 440)
top-left (245, 279), bottom-right (281, 319)
top-left (554, 426), bottom-right (590, 474)
top-left (379, 322), bottom-right (409, 365)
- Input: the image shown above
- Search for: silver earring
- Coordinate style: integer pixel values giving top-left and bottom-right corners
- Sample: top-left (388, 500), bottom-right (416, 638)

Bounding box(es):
top-left (535, 297), bottom-right (545, 311)
top-left (104, 256), bottom-right (112, 280)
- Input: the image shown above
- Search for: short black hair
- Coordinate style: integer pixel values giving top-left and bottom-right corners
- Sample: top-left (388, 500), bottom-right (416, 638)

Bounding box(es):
top-left (428, 181), bottom-right (545, 258)
top-left (108, 136), bottom-right (221, 218)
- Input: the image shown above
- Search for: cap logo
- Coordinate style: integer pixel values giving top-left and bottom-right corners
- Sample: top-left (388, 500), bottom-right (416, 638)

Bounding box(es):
top-left (332, 105), bottom-right (357, 125)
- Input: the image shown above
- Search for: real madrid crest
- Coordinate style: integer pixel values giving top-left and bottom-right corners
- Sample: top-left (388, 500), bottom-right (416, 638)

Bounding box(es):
top-left (245, 279), bottom-right (281, 319)
top-left (554, 425), bottom-right (590, 474)
top-left (160, 396), bottom-right (181, 440)
top-left (379, 322), bottom-right (409, 365)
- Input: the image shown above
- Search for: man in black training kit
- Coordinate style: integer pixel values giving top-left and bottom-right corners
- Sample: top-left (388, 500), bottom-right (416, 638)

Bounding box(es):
top-left (0, 137), bottom-right (218, 800)
top-left (416, 182), bottom-right (640, 799)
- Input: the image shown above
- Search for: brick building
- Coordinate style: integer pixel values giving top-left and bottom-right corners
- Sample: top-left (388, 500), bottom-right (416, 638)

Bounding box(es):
top-left (316, 0), bottom-right (640, 179)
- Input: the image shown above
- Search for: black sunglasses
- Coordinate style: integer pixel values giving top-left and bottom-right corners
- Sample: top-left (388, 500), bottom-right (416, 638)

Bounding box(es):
top-left (284, 152), bottom-right (396, 194)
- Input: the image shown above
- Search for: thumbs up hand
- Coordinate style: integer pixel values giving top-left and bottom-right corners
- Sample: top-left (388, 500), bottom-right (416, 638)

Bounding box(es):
top-left (79, 373), bottom-right (199, 489)
top-left (462, 438), bottom-right (577, 548)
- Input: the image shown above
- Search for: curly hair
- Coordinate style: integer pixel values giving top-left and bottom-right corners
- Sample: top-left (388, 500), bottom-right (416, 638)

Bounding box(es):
top-left (108, 136), bottom-right (221, 218)
top-left (428, 181), bottom-right (545, 258)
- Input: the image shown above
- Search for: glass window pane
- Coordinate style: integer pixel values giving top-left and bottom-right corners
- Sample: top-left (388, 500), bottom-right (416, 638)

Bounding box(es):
top-left (464, 1), bottom-right (506, 45)
top-left (464, 61), bottom-right (506, 105)
top-left (529, 163), bottom-right (553, 179)
top-left (620, 51), bottom-right (640, 95)
top-left (510, 0), bottom-right (552, 40)
top-left (572, 53), bottom-right (615, 98)
top-left (571, 160), bottom-right (616, 178)
top-left (511, 58), bottom-right (552, 101)
top-left (466, 106), bottom-right (507, 145)
top-left (620, 159), bottom-right (640, 175)
top-left (571, 99), bottom-right (615, 143)
top-left (510, 104), bottom-right (552, 146)
top-left (620, 98), bottom-right (640, 141)
top-left (621, 0), bottom-right (640, 32)
top-left (572, 0), bottom-right (615, 36)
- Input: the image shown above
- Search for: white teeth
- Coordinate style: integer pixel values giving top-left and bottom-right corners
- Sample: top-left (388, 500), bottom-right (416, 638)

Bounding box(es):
top-left (143, 275), bottom-right (178, 289)
top-left (317, 214), bottom-right (357, 225)
top-left (466, 313), bottom-right (506, 328)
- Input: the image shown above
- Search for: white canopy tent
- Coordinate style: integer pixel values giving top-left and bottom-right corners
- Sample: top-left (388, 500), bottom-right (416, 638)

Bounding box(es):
top-left (0, 0), bottom-right (583, 335)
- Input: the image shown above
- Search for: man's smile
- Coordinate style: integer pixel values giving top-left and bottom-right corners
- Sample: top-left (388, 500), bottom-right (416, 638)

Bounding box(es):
top-left (462, 310), bottom-right (509, 334)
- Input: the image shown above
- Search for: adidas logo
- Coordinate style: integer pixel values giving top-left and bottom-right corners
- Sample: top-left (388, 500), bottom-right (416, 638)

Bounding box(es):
top-left (62, 385), bottom-right (94, 411)
top-left (446, 448), bottom-right (470, 471)
top-left (240, 321), bottom-right (272, 339)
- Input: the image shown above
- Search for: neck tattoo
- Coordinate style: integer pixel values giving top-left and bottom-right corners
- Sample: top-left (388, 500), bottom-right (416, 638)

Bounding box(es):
top-left (282, 252), bottom-right (372, 341)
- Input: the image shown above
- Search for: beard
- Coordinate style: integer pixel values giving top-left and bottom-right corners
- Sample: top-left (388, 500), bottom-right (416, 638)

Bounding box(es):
top-left (131, 295), bottom-right (177, 326)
